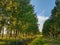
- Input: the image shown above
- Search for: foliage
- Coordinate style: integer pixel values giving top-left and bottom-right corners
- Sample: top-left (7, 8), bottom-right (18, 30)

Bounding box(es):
top-left (42, 0), bottom-right (60, 38)
top-left (0, 0), bottom-right (39, 38)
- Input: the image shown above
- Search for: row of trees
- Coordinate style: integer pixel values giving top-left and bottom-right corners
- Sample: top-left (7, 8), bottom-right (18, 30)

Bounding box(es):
top-left (0, 0), bottom-right (39, 38)
top-left (42, 0), bottom-right (60, 38)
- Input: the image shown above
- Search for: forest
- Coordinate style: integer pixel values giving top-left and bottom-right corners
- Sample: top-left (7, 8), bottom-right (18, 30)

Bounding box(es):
top-left (0, 0), bottom-right (60, 45)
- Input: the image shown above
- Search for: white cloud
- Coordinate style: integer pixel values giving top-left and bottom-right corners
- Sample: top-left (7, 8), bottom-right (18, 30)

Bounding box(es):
top-left (37, 15), bottom-right (49, 32)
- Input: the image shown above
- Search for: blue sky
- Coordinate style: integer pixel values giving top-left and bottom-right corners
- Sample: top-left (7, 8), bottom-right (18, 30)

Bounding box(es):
top-left (30, 0), bottom-right (55, 32)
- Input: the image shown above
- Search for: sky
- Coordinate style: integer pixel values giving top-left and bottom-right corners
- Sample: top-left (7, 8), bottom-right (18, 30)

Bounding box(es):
top-left (30, 0), bottom-right (55, 32)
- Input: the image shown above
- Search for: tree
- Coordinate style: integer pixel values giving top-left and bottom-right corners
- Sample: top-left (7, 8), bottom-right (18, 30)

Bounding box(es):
top-left (0, 0), bottom-right (39, 38)
top-left (42, 0), bottom-right (60, 38)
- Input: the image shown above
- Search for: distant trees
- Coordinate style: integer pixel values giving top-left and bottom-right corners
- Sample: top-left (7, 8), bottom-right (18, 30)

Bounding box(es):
top-left (42, 0), bottom-right (60, 38)
top-left (0, 0), bottom-right (39, 38)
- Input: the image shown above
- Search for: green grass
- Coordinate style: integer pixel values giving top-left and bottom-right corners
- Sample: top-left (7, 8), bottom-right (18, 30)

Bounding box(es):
top-left (0, 35), bottom-right (60, 45)
top-left (0, 39), bottom-right (23, 45)
top-left (0, 36), bottom-right (34, 45)
top-left (29, 36), bottom-right (60, 45)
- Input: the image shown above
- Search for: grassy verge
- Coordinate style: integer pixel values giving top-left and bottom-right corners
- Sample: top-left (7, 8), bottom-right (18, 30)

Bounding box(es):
top-left (29, 35), bottom-right (60, 45)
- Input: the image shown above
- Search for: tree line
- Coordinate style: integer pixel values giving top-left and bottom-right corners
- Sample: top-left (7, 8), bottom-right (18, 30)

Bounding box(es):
top-left (0, 0), bottom-right (39, 38)
top-left (42, 0), bottom-right (60, 38)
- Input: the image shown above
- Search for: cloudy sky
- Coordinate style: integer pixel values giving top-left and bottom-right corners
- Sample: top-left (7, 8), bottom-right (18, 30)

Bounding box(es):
top-left (31, 0), bottom-right (55, 32)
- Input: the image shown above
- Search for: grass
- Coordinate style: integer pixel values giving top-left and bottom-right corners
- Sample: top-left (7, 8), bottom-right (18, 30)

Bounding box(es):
top-left (0, 34), bottom-right (60, 45)
top-left (0, 35), bottom-right (35, 45)
top-left (0, 39), bottom-right (23, 45)
top-left (29, 35), bottom-right (60, 45)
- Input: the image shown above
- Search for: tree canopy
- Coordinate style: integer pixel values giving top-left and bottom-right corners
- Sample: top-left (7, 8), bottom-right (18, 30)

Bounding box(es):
top-left (42, 0), bottom-right (60, 38)
top-left (0, 0), bottom-right (39, 38)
